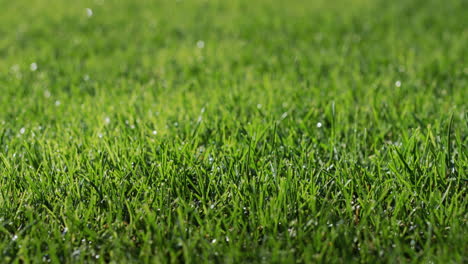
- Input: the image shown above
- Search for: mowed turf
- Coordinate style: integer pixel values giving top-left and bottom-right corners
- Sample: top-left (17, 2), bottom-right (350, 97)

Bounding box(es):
top-left (0, 0), bottom-right (467, 262)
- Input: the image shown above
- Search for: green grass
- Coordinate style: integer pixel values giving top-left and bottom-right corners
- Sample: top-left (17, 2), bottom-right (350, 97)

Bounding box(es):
top-left (0, 0), bottom-right (467, 262)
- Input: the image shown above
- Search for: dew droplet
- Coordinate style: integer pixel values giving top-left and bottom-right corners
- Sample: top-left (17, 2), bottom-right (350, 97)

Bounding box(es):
top-left (86, 8), bottom-right (93, 17)
top-left (196, 40), bottom-right (205, 49)
top-left (72, 250), bottom-right (81, 257)
top-left (30, 62), bottom-right (38, 71)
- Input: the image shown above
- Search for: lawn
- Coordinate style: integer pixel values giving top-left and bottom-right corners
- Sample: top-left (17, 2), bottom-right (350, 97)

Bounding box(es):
top-left (0, 0), bottom-right (467, 262)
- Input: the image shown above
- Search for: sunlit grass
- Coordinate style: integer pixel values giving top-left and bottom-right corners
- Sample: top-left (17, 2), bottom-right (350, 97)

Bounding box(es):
top-left (0, 0), bottom-right (466, 262)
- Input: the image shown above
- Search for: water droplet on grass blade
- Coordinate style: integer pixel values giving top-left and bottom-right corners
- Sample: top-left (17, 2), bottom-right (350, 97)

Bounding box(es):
top-left (197, 40), bottom-right (205, 49)
top-left (281, 112), bottom-right (288, 119)
top-left (86, 8), bottom-right (93, 17)
top-left (72, 250), bottom-right (81, 257)
top-left (30, 62), bottom-right (38, 71)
